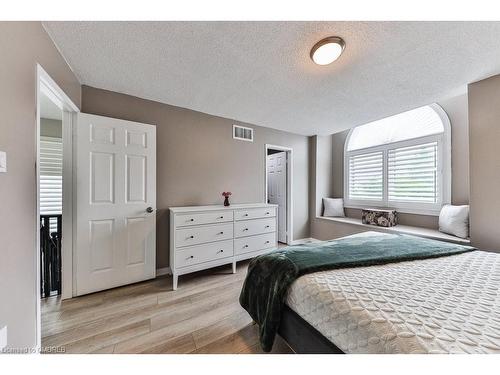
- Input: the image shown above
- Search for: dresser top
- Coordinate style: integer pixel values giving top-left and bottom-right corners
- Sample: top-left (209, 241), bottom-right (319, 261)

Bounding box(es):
top-left (169, 203), bottom-right (278, 213)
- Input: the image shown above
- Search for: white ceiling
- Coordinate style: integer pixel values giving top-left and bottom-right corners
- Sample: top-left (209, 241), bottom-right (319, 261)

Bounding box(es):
top-left (44, 21), bottom-right (500, 136)
top-left (40, 91), bottom-right (62, 120)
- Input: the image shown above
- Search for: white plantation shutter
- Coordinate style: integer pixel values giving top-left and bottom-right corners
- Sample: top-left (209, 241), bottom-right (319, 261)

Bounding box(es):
top-left (388, 142), bottom-right (438, 203)
top-left (344, 104), bottom-right (450, 214)
top-left (348, 151), bottom-right (383, 201)
top-left (40, 136), bottom-right (62, 232)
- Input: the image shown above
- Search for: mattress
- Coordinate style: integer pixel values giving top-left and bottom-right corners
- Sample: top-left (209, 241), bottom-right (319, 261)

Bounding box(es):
top-left (285, 232), bottom-right (500, 353)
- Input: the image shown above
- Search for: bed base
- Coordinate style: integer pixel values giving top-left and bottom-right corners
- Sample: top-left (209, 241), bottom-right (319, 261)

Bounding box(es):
top-left (277, 305), bottom-right (344, 354)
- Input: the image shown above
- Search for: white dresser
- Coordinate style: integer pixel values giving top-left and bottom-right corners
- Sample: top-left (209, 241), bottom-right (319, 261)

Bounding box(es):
top-left (169, 203), bottom-right (278, 290)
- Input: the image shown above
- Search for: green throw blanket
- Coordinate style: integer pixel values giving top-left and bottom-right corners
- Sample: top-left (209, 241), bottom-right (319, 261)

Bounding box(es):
top-left (239, 232), bottom-right (475, 352)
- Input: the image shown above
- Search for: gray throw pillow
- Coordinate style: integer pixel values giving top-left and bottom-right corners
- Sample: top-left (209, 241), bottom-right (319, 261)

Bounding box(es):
top-left (323, 198), bottom-right (345, 217)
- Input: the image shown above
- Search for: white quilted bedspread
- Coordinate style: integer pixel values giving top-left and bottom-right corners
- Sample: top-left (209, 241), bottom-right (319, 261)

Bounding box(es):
top-left (286, 233), bottom-right (500, 353)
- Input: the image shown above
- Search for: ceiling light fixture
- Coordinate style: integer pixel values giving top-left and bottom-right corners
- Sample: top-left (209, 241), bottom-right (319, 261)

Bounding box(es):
top-left (310, 36), bottom-right (345, 66)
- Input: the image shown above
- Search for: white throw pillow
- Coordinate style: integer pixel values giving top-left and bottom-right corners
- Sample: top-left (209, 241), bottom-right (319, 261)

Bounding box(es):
top-left (439, 204), bottom-right (469, 239)
top-left (323, 198), bottom-right (345, 217)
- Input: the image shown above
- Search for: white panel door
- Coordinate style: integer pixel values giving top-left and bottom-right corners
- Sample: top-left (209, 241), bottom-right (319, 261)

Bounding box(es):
top-left (75, 113), bottom-right (156, 296)
top-left (267, 152), bottom-right (287, 243)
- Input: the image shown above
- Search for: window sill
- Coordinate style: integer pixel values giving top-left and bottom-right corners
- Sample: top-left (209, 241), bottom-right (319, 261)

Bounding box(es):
top-left (316, 216), bottom-right (470, 245)
top-left (343, 204), bottom-right (441, 217)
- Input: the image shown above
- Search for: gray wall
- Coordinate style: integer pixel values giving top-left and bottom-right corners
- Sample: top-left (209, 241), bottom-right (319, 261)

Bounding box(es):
top-left (310, 94), bottom-right (470, 241)
top-left (0, 22), bottom-right (81, 349)
top-left (81, 86), bottom-right (311, 269)
top-left (310, 135), bottom-right (337, 239)
top-left (313, 136), bottom-right (334, 217)
top-left (468, 74), bottom-right (500, 251)
top-left (443, 94), bottom-right (470, 205)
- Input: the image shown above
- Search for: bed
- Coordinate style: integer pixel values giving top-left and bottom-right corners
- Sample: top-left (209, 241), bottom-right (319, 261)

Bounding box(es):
top-left (240, 232), bottom-right (500, 354)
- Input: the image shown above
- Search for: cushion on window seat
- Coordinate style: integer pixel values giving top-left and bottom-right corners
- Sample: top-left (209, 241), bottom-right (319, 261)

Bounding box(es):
top-left (323, 198), bottom-right (345, 217)
top-left (439, 204), bottom-right (469, 239)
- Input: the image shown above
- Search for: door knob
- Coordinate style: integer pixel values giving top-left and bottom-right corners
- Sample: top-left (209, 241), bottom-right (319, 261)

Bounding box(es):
top-left (146, 207), bottom-right (154, 213)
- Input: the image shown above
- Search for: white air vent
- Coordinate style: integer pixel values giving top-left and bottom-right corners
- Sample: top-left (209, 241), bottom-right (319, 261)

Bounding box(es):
top-left (233, 125), bottom-right (254, 142)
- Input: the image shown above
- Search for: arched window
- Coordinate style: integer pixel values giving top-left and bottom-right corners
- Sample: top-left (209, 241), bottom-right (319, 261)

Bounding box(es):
top-left (344, 104), bottom-right (451, 215)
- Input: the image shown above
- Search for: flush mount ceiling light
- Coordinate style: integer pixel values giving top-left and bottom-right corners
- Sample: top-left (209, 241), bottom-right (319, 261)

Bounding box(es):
top-left (310, 36), bottom-right (345, 65)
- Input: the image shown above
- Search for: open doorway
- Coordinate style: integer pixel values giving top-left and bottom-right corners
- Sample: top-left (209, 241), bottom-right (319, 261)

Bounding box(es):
top-left (36, 65), bottom-right (79, 349)
top-left (39, 86), bottom-right (63, 298)
top-left (265, 144), bottom-right (293, 245)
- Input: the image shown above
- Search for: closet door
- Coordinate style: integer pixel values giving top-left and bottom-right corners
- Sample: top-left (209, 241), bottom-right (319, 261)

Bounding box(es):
top-left (267, 151), bottom-right (287, 243)
top-left (74, 113), bottom-right (156, 296)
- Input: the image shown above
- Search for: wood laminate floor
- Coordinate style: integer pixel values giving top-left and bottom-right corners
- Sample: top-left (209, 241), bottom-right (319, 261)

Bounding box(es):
top-left (41, 260), bottom-right (293, 354)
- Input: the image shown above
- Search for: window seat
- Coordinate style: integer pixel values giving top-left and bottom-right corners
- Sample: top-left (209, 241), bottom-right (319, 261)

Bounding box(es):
top-left (317, 216), bottom-right (471, 245)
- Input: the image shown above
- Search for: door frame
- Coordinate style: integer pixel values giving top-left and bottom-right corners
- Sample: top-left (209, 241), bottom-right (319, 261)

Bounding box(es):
top-left (264, 144), bottom-right (293, 245)
top-left (36, 64), bottom-right (79, 349)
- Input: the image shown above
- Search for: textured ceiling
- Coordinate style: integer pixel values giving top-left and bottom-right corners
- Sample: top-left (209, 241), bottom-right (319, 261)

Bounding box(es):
top-left (44, 21), bottom-right (500, 136)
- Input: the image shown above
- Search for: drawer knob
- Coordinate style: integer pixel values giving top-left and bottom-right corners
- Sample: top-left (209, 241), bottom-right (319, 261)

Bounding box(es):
top-left (266, 212), bottom-right (270, 215)
top-left (265, 241), bottom-right (270, 244)
top-left (190, 218), bottom-right (194, 222)
top-left (265, 225), bottom-right (270, 228)
top-left (244, 213), bottom-right (249, 217)
top-left (244, 245), bottom-right (249, 248)
top-left (187, 255), bottom-right (194, 259)
top-left (218, 231), bottom-right (224, 235)
top-left (217, 249), bottom-right (224, 253)
top-left (219, 216), bottom-right (224, 219)
top-left (189, 235), bottom-right (194, 239)
top-left (243, 228), bottom-right (249, 231)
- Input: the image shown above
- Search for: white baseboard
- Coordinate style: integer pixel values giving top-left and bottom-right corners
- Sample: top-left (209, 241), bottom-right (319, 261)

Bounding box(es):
top-left (290, 237), bottom-right (320, 245)
top-left (156, 267), bottom-right (172, 276)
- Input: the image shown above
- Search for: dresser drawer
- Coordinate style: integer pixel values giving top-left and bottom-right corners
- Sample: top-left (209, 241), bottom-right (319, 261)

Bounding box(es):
top-left (175, 240), bottom-right (233, 268)
top-left (175, 210), bottom-right (233, 227)
top-left (234, 232), bottom-right (276, 255)
top-left (234, 207), bottom-right (276, 221)
top-left (175, 223), bottom-right (233, 247)
top-left (234, 217), bottom-right (276, 238)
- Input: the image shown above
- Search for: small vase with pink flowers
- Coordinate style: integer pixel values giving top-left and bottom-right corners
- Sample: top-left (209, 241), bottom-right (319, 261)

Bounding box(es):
top-left (222, 191), bottom-right (232, 207)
